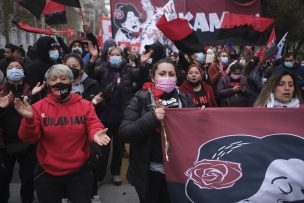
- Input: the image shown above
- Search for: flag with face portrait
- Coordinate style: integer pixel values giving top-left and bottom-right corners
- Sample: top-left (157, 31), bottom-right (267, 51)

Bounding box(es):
top-left (162, 107), bottom-right (304, 203)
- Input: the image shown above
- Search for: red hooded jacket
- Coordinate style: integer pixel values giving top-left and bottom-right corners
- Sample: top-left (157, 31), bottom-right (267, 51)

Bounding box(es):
top-left (179, 81), bottom-right (217, 107)
top-left (18, 93), bottom-right (104, 176)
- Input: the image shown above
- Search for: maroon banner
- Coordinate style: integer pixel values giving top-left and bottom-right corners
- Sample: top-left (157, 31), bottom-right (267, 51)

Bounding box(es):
top-left (162, 108), bottom-right (304, 203)
top-left (110, 0), bottom-right (261, 46)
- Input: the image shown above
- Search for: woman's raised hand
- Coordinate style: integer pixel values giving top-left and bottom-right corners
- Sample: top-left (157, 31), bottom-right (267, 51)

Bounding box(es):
top-left (32, 81), bottom-right (46, 96)
top-left (14, 98), bottom-right (33, 119)
top-left (0, 91), bottom-right (13, 108)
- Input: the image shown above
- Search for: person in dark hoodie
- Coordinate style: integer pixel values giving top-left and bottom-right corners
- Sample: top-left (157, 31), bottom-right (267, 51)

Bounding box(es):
top-left (15, 64), bottom-right (110, 203)
top-left (25, 36), bottom-right (61, 101)
top-left (0, 61), bottom-right (37, 203)
top-left (56, 22), bottom-right (100, 66)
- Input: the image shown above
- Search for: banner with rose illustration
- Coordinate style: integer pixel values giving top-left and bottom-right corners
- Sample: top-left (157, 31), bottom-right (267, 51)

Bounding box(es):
top-left (162, 107), bottom-right (304, 203)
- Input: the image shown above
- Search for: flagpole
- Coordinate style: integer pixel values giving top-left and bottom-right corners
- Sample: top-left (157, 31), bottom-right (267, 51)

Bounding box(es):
top-left (79, 0), bottom-right (85, 24)
top-left (161, 121), bottom-right (170, 162)
top-left (147, 88), bottom-right (170, 162)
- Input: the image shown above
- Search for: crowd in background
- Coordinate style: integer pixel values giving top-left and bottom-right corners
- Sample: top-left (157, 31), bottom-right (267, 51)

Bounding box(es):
top-left (0, 23), bottom-right (303, 203)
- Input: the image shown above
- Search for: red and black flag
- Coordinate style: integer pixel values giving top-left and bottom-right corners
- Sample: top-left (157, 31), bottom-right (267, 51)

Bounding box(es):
top-left (260, 28), bottom-right (277, 62)
top-left (217, 13), bottom-right (274, 43)
top-left (12, 20), bottom-right (74, 38)
top-left (17, 0), bottom-right (46, 19)
top-left (51, 0), bottom-right (81, 8)
top-left (43, 0), bottom-right (67, 25)
top-left (162, 108), bottom-right (304, 203)
top-left (156, 15), bottom-right (203, 53)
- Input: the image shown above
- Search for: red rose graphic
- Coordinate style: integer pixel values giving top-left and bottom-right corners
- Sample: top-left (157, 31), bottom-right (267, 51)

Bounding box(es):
top-left (185, 159), bottom-right (242, 189)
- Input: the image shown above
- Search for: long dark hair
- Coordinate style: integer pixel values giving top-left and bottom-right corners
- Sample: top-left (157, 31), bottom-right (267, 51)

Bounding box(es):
top-left (63, 53), bottom-right (84, 70)
top-left (254, 70), bottom-right (302, 107)
top-left (150, 59), bottom-right (178, 81)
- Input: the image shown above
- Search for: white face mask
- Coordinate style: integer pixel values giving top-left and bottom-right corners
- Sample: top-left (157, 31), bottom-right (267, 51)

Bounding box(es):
top-left (284, 61), bottom-right (294, 68)
top-left (239, 59), bottom-right (246, 66)
top-left (220, 56), bottom-right (229, 64)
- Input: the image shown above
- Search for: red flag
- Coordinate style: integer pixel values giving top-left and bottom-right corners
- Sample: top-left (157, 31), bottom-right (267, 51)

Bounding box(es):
top-left (156, 15), bottom-right (203, 53)
top-left (12, 20), bottom-right (74, 39)
top-left (260, 28), bottom-right (277, 62)
top-left (43, 0), bottom-right (67, 25)
top-left (51, 0), bottom-right (80, 8)
top-left (162, 108), bottom-right (304, 203)
top-left (217, 13), bottom-right (274, 43)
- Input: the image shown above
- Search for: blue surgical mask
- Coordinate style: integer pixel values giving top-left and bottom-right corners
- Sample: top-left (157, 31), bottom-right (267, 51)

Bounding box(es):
top-left (49, 50), bottom-right (60, 61)
top-left (109, 56), bottom-right (122, 67)
top-left (6, 68), bottom-right (25, 82)
top-left (220, 56), bottom-right (229, 64)
top-left (196, 52), bottom-right (205, 63)
top-left (301, 64), bottom-right (304, 68)
top-left (284, 61), bottom-right (294, 68)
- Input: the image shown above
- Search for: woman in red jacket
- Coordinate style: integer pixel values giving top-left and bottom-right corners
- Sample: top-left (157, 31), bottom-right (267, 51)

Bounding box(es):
top-left (179, 64), bottom-right (217, 107)
top-left (14, 64), bottom-right (110, 203)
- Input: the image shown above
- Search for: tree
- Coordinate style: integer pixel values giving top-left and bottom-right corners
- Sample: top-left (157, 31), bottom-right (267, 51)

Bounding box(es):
top-left (262, 0), bottom-right (304, 54)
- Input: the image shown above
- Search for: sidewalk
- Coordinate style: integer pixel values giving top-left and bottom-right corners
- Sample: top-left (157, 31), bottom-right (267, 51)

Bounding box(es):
top-left (9, 182), bottom-right (139, 203)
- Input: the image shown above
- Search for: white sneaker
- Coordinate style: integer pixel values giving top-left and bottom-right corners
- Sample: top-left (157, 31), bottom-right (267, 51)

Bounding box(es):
top-left (91, 195), bottom-right (102, 203)
top-left (62, 198), bottom-right (69, 203)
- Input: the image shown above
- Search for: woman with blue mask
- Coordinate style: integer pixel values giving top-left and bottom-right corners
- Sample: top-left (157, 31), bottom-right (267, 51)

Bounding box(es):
top-left (86, 46), bottom-right (151, 186)
top-left (0, 61), bottom-right (37, 203)
top-left (49, 47), bottom-right (60, 62)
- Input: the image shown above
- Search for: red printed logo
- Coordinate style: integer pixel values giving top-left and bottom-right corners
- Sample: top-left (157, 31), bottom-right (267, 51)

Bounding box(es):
top-left (185, 159), bottom-right (242, 189)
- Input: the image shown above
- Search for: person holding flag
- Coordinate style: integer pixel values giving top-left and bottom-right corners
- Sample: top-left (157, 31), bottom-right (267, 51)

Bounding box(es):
top-left (119, 59), bottom-right (195, 203)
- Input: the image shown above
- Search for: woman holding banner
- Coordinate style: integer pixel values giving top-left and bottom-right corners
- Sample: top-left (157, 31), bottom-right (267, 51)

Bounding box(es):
top-left (119, 59), bottom-right (195, 203)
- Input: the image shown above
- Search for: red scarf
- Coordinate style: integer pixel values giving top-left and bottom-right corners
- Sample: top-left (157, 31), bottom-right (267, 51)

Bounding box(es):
top-left (142, 82), bottom-right (164, 100)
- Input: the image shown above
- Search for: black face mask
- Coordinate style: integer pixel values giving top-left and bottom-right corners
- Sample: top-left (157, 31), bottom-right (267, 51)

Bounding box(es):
top-left (49, 82), bottom-right (72, 101)
top-left (70, 68), bottom-right (81, 79)
top-left (187, 80), bottom-right (201, 87)
top-left (128, 54), bottom-right (137, 61)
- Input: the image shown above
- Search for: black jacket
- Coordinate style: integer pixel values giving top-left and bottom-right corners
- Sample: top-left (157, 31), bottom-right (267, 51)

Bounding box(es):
top-left (119, 89), bottom-right (195, 200)
top-left (86, 61), bottom-right (150, 123)
top-left (77, 76), bottom-right (100, 101)
top-left (0, 82), bottom-right (32, 153)
top-left (25, 36), bottom-right (58, 88)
